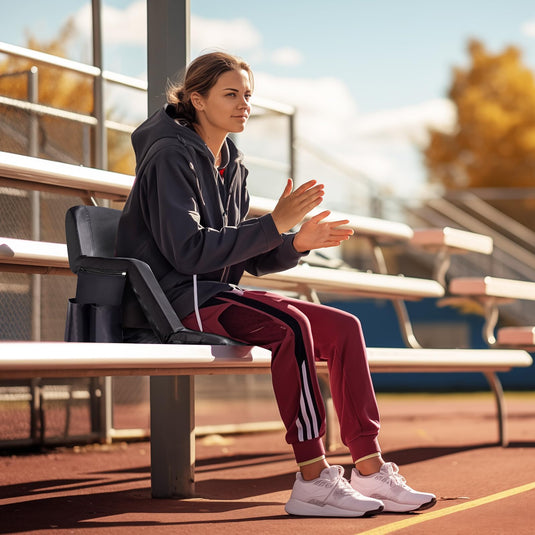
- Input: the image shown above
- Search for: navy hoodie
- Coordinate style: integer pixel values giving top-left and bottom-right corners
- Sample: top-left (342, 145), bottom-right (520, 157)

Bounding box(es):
top-left (116, 104), bottom-right (305, 319)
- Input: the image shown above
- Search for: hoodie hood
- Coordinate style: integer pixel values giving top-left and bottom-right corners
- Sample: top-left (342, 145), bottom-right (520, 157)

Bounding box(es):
top-left (131, 104), bottom-right (214, 172)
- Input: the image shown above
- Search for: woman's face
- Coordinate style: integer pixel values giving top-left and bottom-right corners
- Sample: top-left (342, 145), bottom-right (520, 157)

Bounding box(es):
top-left (193, 68), bottom-right (252, 136)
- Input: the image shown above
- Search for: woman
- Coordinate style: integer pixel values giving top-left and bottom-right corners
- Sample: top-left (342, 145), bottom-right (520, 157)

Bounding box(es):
top-left (116, 51), bottom-right (436, 517)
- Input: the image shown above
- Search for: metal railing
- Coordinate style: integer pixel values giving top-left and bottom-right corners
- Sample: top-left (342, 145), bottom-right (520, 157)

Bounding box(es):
top-left (0, 40), bottom-right (296, 177)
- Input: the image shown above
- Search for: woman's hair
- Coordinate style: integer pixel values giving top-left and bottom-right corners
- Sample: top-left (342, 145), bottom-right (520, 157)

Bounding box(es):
top-left (167, 51), bottom-right (253, 124)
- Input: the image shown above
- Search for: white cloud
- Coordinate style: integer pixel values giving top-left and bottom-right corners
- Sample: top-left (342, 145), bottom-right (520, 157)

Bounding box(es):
top-left (69, 4), bottom-right (90, 38)
top-left (253, 73), bottom-right (455, 150)
top-left (270, 47), bottom-right (304, 66)
top-left (106, 83), bottom-right (147, 123)
top-left (340, 100), bottom-right (455, 198)
top-left (521, 20), bottom-right (535, 37)
top-left (254, 72), bottom-right (358, 144)
top-left (72, 1), bottom-right (146, 45)
top-left (352, 98), bottom-right (456, 146)
top-left (71, 5), bottom-right (261, 55)
top-left (191, 15), bottom-right (262, 54)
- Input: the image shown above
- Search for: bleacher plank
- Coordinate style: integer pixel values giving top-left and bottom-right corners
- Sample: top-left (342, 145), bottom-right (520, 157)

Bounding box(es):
top-left (1, 339), bottom-right (530, 495)
top-left (241, 264), bottom-right (444, 300)
top-left (0, 238), bottom-right (70, 274)
top-left (497, 326), bottom-right (535, 348)
top-left (1, 151), bottom-right (495, 253)
top-left (0, 151), bottom-right (416, 242)
top-left (450, 276), bottom-right (535, 301)
top-left (0, 342), bottom-right (530, 379)
top-left (0, 237), bottom-right (445, 300)
top-left (412, 227), bottom-right (493, 255)
top-left (0, 150), bottom-right (132, 199)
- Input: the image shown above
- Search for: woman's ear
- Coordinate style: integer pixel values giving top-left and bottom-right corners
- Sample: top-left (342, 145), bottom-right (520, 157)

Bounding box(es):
top-left (190, 92), bottom-right (204, 111)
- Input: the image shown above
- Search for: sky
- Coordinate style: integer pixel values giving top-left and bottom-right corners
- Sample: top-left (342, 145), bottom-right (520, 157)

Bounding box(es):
top-left (2, 0), bottom-right (535, 210)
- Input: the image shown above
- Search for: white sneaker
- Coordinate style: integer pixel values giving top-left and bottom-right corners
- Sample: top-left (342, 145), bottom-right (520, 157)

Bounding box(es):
top-left (350, 462), bottom-right (436, 513)
top-left (285, 465), bottom-right (384, 517)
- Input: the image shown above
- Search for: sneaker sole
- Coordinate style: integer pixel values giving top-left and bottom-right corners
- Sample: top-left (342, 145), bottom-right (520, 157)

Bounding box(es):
top-left (285, 499), bottom-right (384, 518)
top-left (382, 496), bottom-right (437, 513)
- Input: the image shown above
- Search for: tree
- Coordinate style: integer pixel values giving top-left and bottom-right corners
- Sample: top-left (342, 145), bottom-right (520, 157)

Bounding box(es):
top-left (424, 39), bottom-right (535, 190)
top-left (0, 20), bottom-right (134, 173)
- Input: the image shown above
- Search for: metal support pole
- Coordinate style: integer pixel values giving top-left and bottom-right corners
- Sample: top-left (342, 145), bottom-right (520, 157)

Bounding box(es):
top-left (289, 112), bottom-right (296, 181)
top-left (82, 124), bottom-right (91, 167)
top-left (28, 67), bottom-right (39, 157)
top-left (147, 0), bottom-right (190, 113)
top-left (150, 375), bottom-right (195, 498)
top-left (28, 66), bottom-right (43, 445)
top-left (28, 67), bottom-right (41, 342)
top-left (91, 0), bottom-right (111, 446)
top-left (147, 0), bottom-right (193, 499)
top-left (370, 237), bottom-right (422, 349)
top-left (484, 371), bottom-right (507, 446)
top-left (483, 299), bottom-right (500, 347)
top-left (92, 0), bottom-right (107, 169)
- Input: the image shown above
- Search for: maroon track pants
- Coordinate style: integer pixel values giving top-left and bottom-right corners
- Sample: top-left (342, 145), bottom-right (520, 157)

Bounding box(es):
top-left (181, 289), bottom-right (381, 463)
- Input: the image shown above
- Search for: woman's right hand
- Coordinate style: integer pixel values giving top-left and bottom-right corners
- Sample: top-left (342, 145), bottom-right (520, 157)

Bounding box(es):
top-left (271, 178), bottom-right (325, 234)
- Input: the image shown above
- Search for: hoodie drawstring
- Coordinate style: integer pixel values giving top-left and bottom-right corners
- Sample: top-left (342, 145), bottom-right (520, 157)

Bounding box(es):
top-left (193, 274), bottom-right (203, 332)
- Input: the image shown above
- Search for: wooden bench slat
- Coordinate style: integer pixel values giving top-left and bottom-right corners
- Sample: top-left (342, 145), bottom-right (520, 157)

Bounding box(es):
top-left (450, 276), bottom-right (535, 301)
top-left (241, 265), bottom-right (444, 300)
top-left (412, 227), bottom-right (493, 255)
top-left (497, 326), bottom-right (535, 347)
top-left (0, 237), bottom-right (445, 300)
top-left (0, 151), bottom-right (415, 242)
top-left (0, 342), bottom-right (530, 379)
top-left (0, 238), bottom-right (68, 268)
top-left (0, 150), bottom-right (133, 197)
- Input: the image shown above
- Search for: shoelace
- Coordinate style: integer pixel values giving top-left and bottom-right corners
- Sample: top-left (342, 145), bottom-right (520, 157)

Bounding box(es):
top-left (383, 463), bottom-right (410, 489)
top-left (337, 471), bottom-right (359, 497)
top-left (320, 466), bottom-right (356, 503)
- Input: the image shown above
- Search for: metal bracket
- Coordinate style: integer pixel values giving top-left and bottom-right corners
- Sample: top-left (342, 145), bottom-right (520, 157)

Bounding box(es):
top-left (370, 237), bottom-right (422, 349)
top-left (483, 298), bottom-right (500, 347)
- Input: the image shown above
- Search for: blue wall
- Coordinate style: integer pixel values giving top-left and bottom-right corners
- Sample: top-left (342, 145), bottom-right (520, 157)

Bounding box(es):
top-left (327, 298), bottom-right (534, 392)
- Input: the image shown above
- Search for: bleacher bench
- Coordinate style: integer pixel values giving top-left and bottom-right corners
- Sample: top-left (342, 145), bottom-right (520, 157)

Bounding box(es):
top-left (0, 341), bottom-right (531, 498)
top-left (1, 151), bottom-right (533, 499)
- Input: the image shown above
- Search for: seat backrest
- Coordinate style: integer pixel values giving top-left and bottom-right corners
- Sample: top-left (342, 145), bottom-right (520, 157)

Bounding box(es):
top-left (64, 205), bottom-right (240, 346)
top-left (65, 205), bottom-right (122, 273)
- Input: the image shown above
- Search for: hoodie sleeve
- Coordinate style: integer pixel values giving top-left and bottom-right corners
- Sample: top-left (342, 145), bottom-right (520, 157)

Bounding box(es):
top-left (140, 145), bottom-right (285, 275)
top-left (243, 231), bottom-right (305, 276)
top-left (237, 182), bottom-right (306, 276)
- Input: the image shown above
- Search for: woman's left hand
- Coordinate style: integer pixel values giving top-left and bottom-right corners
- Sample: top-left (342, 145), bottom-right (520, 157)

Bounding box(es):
top-left (293, 211), bottom-right (354, 252)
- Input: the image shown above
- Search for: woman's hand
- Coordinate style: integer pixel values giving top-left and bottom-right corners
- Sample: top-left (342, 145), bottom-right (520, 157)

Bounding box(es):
top-left (293, 211), bottom-right (354, 252)
top-left (271, 179), bottom-right (325, 234)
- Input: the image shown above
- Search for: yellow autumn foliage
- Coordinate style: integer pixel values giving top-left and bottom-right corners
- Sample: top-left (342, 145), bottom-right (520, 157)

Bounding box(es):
top-left (425, 39), bottom-right (535, 190)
